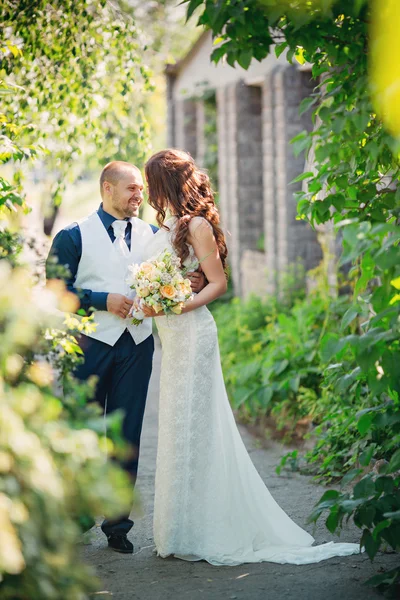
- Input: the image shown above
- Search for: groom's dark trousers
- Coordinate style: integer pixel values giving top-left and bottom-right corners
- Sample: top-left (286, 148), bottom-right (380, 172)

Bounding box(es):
top-left (74, 330), bottom-right (154, 535)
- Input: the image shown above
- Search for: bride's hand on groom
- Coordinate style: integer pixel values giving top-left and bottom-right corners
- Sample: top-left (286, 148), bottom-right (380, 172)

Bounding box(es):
top-left (187, 268), bottom-right (206, 293)
top-left (107, 293), bottom-right (134, 319)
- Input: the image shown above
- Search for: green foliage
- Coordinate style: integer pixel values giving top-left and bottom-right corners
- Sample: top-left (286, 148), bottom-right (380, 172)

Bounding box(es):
top-left (309, 456), bottom-right (400, 596)
top-left (302, 388), bottom-right (400, 480)
top-left (0, 229), bottom-right (23, 267)
top-left (126, 0), bottom-right (202, 151)
top-left (0, 265), bottom-right (131, 598)
top-left (212, 293), bottom-right (274, 416)
top-left (213, 270), bottom-right (338, 432)
top-left (1, 0), bottom-right (152, 222)
top-left (186, 0), bottom-right (369, 69)
top-left (306, 391), bottom-right (400, 593)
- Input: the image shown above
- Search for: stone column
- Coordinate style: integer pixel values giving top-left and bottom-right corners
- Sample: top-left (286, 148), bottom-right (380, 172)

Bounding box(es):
top-left (196, 100), bottom-right (206, 165)
top-left (174, 98), bottom-right (197, 157)
top-left (175, 99), bottom-right (185, 149)
top-left (262, 67), bottom-right (279, 294)
top-left (282, 67), bottom-right (322, 273)
top-left (166, 71), bottom-right (176, 147)
top-left (217, 81), bottom-right (264, 295)
top-left (262, 66), bottom-right (322, 293)
top-left (216, 86), bottom-right (234, 282)
top-left (216, 87), bottom-right (230, 236)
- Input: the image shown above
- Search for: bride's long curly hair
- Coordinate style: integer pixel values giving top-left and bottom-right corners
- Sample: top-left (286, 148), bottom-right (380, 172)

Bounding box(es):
top-left (145, 148), bottom-right (228, 272)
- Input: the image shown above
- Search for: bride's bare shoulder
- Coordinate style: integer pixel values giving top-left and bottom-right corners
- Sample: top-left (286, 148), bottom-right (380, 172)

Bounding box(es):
top-left (187, 217), bottom-right (213, 242)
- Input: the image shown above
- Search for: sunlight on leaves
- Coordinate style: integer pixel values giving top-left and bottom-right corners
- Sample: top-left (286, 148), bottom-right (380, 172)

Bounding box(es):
top-left (370, 0), bottom-right (400, 136)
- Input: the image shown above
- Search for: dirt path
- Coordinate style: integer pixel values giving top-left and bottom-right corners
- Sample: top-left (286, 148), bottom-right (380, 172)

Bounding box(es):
top-left (82, 339), bottom-right (397, 600)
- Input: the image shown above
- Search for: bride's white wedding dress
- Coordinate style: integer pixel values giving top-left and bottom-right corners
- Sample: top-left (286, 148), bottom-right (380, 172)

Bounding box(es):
top-left (145, 217), bottom-right (360, 566)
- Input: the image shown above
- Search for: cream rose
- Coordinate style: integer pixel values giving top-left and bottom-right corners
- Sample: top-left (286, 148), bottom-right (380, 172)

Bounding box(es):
top-left (137, 286), bottom-right (150, 298)
top-left (177, 281), bottom-right (190, 295)
top-left (160, 284), bottom-right (177, 300)
top-left (141, 262), bottom-right (154, 273)
top-left (140, 263), bottom-right (156, 278)
top-left (170, 303), bottom-right (183, 314)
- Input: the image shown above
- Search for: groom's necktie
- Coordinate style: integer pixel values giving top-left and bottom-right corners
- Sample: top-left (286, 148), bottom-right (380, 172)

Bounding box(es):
top-left (111, 220), bottom-right (130, 258)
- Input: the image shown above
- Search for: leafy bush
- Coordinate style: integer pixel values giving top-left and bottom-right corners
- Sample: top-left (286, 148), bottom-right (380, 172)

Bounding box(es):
top-left (214, 264), bottom-right (399, 481)
top-left (310, 442), bottom-right (400, 596)
top-left (1, 0), bottom-right (152, 220)
top-left (297, 222), bottom-right (399, 482)
top-left (213, 293), bottom-right (275, 418)
top-left (213, 277), bottom-right (349, 436)
top-left (0, 264), bottom-right (132, 599)
top-left (300, 387), bottom-right (399, 478)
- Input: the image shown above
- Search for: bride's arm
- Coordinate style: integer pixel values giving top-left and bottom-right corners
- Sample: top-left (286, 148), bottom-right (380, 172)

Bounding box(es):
top-left (182, 217), bottom-right (227, 314)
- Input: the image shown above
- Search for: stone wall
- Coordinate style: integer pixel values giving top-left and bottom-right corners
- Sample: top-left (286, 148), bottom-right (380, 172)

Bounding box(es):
top-left (241, 250), bottom-right (269, 299)
top-left (167, 58), bottom-right (323, 299)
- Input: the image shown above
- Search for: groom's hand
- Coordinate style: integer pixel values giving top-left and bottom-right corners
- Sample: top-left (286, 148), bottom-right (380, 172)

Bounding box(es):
top-left (187, 269), bottom-right (206, 294)
top-left (107, 293), bottom-right (133, 319)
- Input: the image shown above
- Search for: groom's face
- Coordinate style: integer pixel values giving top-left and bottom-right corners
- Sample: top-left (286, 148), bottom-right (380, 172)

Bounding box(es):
top-left (111, 169), bottom-right (144, 218)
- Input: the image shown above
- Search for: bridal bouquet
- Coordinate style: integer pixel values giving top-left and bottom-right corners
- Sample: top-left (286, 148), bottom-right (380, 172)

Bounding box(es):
top-left (126, 249), bottom-right (193, 325)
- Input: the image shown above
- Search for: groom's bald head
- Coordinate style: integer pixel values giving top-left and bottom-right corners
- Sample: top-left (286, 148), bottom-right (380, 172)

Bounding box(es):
top-left (100, 161), bottom-right (144, 219)
top-left (100, 161), bottom-right (141, 198)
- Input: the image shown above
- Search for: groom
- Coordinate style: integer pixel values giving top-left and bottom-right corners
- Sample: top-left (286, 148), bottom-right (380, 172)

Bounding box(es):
top-left (46, 161), bottom-right (204, 553)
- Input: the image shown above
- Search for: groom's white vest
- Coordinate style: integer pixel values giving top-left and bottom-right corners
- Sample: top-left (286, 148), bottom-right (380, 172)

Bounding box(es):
top-left (75, 211), bottom-right (154, 346)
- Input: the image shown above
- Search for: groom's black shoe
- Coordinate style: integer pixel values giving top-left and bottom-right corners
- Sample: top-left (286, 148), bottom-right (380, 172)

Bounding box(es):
top-left (106, 533), bottom-right (134, 554)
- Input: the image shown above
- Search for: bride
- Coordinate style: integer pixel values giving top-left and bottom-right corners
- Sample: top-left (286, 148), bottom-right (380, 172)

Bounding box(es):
top-left (141, 148), bottom-right (360, 566)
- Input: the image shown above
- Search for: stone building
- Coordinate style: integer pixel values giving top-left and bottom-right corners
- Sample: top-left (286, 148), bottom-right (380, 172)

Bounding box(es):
top-left (166, 31), bottom-right (322, 297)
